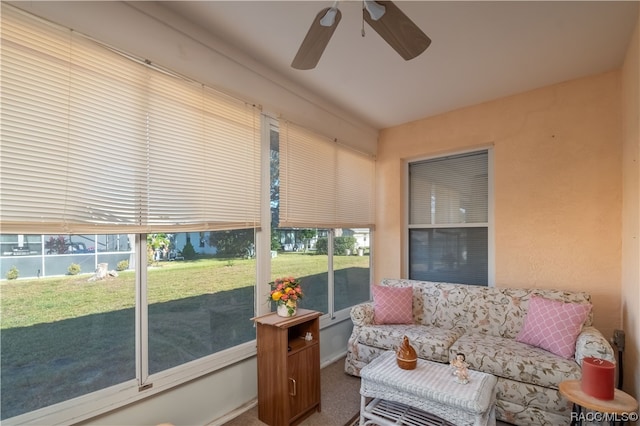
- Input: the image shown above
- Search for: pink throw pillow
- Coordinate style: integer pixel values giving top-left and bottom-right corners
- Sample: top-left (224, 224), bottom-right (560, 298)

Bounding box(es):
top-left (516, 295), bottom-right (592, 359)
top-left (373, 285), bottom-right (413, 325)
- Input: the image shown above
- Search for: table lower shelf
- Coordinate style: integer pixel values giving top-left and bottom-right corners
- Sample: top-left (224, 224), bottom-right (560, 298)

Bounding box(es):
top-left (360, 397), bottom-right (454, 426)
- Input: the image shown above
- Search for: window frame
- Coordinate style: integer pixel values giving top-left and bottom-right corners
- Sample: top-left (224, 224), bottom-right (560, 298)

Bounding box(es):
top-left (404, 148), bottom-right (495, 286)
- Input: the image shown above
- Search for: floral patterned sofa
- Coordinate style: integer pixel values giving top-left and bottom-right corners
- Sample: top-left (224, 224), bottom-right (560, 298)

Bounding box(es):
top-left (344, 279), bottom-right (616, 426)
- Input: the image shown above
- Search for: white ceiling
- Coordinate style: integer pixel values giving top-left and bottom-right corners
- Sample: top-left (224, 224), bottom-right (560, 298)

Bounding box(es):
top-left (160, 1), bottom-right (638, 130)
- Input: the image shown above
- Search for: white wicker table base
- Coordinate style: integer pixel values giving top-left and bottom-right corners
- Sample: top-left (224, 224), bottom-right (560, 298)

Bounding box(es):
top-left (359, 351), bottom-right (497, 426)
top-left (360, 397), bottom-right (454, 426)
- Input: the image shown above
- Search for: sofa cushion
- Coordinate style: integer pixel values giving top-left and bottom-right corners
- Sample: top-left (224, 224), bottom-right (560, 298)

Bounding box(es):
top-left (516, 296), bottom-right (591, 359)
top-left (357, 324), bottom-right (463, 363)
top-left (450, 333), bottom-right (582, 389)
top-left (372, 285), bottom-right (413, 324)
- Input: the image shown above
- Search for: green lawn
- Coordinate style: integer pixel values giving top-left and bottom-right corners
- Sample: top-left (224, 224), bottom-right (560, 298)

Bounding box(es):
top-left (1, 252), bottom-right (368, 329)
top-left (0, 252), bottom-right (370, 420)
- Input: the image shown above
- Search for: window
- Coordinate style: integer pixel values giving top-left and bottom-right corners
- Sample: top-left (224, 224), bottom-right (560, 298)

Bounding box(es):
top-left (1, 231), bottom-right (258, 419)
top-left (408, 150), bottom-right (490, 285)
top-left (146, 231), bottom-right (256, 375)
top-left (270, 123), bottom-right (373, 315)
top-left (1, 233), bottom-right (137, 418)
top-left (332, 228), bottom-right (371, 312)
top-left (1, 5), bottom-right (259, 422)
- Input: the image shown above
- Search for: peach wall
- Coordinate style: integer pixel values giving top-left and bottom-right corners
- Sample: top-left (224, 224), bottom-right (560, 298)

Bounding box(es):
top-left (375, 72), bottom-right (623, 339)
top-left (621, 9), bottom-right (640, 399)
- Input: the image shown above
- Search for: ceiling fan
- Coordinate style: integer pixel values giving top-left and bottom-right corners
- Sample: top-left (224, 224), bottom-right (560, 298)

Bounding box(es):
top-left (291, 0), bottom-right (431, 70)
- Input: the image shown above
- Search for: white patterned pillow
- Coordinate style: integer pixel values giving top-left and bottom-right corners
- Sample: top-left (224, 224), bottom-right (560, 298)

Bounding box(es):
top-left (373, 285), bottom-right (413, 324)
top-left (516, 295), bottom-right (591, 359)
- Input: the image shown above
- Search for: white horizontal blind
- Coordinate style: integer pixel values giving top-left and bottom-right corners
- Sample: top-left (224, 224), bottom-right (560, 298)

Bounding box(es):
top-left (279, 121), bottom-right (336, 227)
top-left (279, 120), bottom-right (375, 228)
top-left (0, 4), bottom-right (260, 234)
top-left (409, 151), bottom-right (488, 226)
top-left (146, 73), bottom-right (260, 231)
top-left (336, 147), bottom-right (376, 227)
top-left (2, 6), bottom-right (85, 233)
top-left (200, 86), bottom-right (260, 230)
top-left (147, 69), bottom-right (205, 229)
top-left (65, 28), bottom-right (149, 232)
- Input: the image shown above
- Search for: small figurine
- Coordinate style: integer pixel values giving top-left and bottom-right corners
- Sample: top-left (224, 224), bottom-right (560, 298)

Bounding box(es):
top-left (450, 352), bottom-right (470, 384)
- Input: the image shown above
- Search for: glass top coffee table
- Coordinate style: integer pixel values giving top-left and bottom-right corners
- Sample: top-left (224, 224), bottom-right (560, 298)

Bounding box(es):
top-left (359, 351), bottom-right (497, 426)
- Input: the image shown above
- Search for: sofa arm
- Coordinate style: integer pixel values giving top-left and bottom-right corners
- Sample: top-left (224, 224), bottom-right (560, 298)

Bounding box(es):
top-left (350, 302), bottom-right (375, 327)
top-left (575, 326), bottom-right (616, 365)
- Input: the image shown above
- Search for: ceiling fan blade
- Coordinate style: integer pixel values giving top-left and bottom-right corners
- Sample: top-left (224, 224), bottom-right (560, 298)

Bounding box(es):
top-left (363, 1), bottom-right (431, 61)
top-left (291, 7), bottom-right (342, 70)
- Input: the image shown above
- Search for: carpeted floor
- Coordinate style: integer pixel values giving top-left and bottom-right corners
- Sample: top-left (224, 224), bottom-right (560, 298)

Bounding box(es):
top-left (343, 413), bottom-right (361, 426)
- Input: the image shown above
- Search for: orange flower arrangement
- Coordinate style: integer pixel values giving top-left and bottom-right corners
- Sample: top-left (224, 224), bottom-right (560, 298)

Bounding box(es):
top-left (268, 277), bottom-right (303, 315)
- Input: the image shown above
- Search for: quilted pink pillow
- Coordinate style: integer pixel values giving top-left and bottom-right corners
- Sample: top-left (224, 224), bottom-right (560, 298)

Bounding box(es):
top-left (373, 285), bottom-right (414, 325)
top-left (516, 295), bottom-right (592, 359)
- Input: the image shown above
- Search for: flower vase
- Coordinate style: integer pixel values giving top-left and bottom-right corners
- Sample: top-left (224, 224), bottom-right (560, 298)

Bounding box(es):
top-left (277, 302), bottom-right (297, 317)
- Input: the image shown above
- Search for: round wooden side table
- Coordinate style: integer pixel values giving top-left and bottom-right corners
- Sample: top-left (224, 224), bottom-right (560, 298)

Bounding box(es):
top-left (559, 380), bottom-right (638, 425)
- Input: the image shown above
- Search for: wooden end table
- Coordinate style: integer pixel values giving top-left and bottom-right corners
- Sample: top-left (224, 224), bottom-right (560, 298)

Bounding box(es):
top-left (559, 380), bottom-right (638, 425)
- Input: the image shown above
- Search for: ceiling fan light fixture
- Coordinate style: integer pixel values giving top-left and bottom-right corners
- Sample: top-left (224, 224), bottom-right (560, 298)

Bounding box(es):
top-left (363, 0), bottom-right (386, 21)
top-left (320, 7), bottom-right (339, 27)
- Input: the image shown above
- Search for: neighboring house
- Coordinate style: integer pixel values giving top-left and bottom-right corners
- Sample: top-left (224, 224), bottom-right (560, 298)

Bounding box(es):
top-left (343, 228), bottom-right (370, 250)
top-left (173, 232), bottom-right (218, 256)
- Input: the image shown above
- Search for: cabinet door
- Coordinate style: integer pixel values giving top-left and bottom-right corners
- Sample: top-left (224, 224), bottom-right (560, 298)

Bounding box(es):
top-left (287, 346), bottom-right (320, 421)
